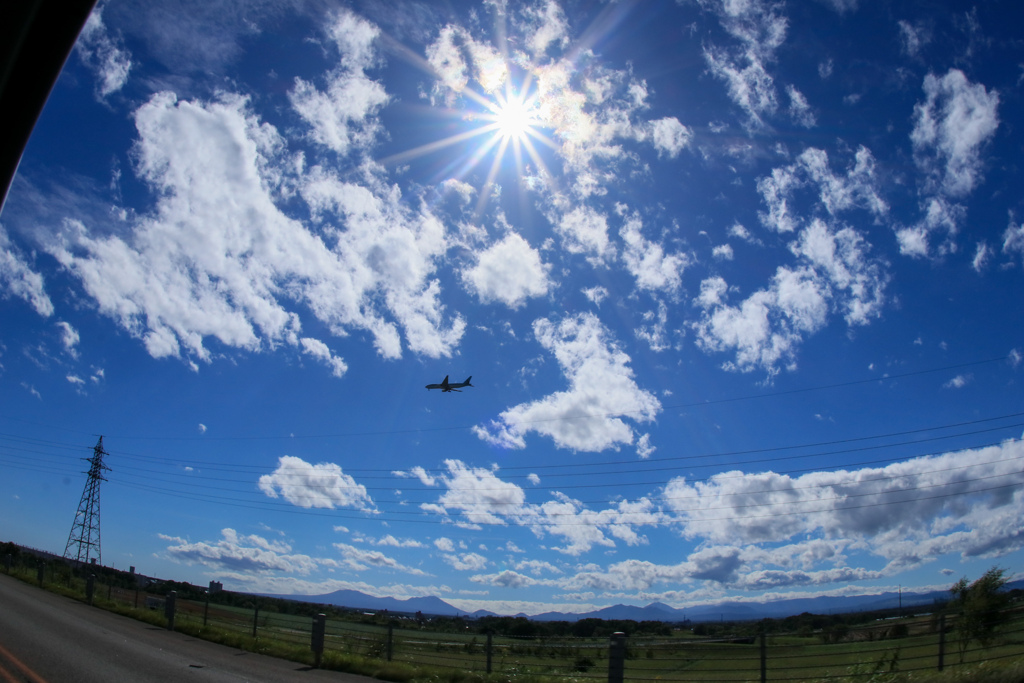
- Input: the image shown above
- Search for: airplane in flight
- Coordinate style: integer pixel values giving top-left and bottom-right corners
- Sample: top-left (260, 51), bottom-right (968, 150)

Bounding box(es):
top-left (425, 375), bottom-right (473, 392)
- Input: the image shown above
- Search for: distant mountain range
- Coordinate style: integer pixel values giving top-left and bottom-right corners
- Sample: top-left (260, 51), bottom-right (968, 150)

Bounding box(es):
top-left (268, 580), bottom-right (1024, 623)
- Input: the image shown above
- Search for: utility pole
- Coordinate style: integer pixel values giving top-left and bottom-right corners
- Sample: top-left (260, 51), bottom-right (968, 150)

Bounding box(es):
top-left (63, 436), bottom-right (111, 566)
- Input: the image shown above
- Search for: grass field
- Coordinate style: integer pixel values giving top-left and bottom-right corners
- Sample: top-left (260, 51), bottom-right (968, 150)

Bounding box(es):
top-left (6, 564), bottom-right (1024, 683)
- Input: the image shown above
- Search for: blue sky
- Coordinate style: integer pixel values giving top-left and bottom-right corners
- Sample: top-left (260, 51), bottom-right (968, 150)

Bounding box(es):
top-left (1, 0), bottom-right (1023, 616)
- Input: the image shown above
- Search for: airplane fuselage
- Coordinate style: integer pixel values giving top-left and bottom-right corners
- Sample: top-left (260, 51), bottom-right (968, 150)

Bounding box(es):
top-left (426, 375), bottom-right (473, 392)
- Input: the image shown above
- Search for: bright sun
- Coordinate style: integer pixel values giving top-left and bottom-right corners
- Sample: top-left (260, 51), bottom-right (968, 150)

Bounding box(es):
top-left (494, 96), bottom-right (534, 141)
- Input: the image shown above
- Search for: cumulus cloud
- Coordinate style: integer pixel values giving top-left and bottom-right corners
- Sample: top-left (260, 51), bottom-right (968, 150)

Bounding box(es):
top-left (911, 69), bottom-right (999, 199)
top-left (694, 216), bottom-right (886, 374)
top-left (420, 460), bottom-right (526, 526)
top-left (701, 0), bottom-right (789, 128)
top-left (662, 439), bottom-right (1024, 568)
top-left (75, 4), bottom-right (132, 99)
top-left (474, 313), bottom-right (660, 451)
top-left (898, 20), bottom-right (930, 57)
top-left (334, 542), bottom-right (428, 575)
top-left (619, 212), bottom-right (690, 294)
top-left (444, 552), bottom-right (489, 571)
top-left (692, 267), bottom-right (828, 375)
top-left (289, 10), bottom-right (388, 156)
top-left (299, 337), bottom-right (348, 378)
top-left (786, 85), bottom-right (816, 128)
top-left (48, 86), bottom-right (463, 368)
top-left (648, 117), bottom-right (692, 158)
top-left (635, 301), bottom-right (672, 353)
top-left (258, 455), bottom-right (375, 511)
top-left (555, 206), bottom-right (615, 264)
top-left (0, 226), bottom-right (53, 317)
top-left (56, 321), bottom-right (80, 359)
top-left (463, 232), bottom-right (551, 308)
top-left (758, 146), bottom-right (887, 234)
top-left (162, 528), bottom-right (320, 574)
top-left (896, 197), bottom-right (965, 259)
top-left (1003, 215), bottom-right (1024, 264)
top-left (418, 459), bottom-right (663, 555)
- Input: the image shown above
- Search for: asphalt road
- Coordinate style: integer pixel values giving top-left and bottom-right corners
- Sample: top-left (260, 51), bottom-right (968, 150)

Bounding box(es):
top-left (0, 573), bottom-right (377, 682)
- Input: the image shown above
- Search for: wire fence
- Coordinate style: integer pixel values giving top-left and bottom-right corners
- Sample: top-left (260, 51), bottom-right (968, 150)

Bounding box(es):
top-left (5, 555), bottom-right (1023, 682)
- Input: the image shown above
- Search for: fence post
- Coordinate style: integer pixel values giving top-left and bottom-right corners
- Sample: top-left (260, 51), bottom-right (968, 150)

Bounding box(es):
top-left (938, 614), bottom-right (946, 672)
top-left (252, 606), bottom-right (260, 639)
top-left (608, 632), bottom-right (626, 683)
top-left (204, 590), bottom-right (210, 626)
top-left (37, 563), bottom-right (44, 587)
top-left (486, 631), bottom-right (493, 674)
top-left (311, 614), bottom-right (326, 668)
top-left (166, 591), bottom-right (177, 631)
top-left (760, 630), bottom-right (767, 683)
top-left (86, 574), bottom-right (95, 605)
top-left (387, 623), bottom-right (394, 662)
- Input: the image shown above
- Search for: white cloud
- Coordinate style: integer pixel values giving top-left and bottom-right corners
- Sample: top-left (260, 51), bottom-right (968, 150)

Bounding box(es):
top-left (786, 85), bottom-right (816, 128)
top-left (758, 146), bottom-right (887, 234)
top-left (444, 552), bottom-right (489, 571)
top-left (258, 455), bottom-right (375, 511)
top-left (790, 219), bottom-right (887, 326)
top-left (695, 216), bottom-right (886, 373)
top-left (972, 241), bottom-right (991, 272)
top-left (635, 300), bottom-right (671, 352)
top-left (662, 439), bottom-right (1024, 569)
top-left (515, 559), bottom-right (562, 575)
top-left (56, 322), bottom-right (80, 359)
top-left (75, 4), bottom-right (132, 99)
top-left (816, 0), bottom-right (859, 12)
top-left (521, 0), bottom-right (569, 57)
top-left (555, 206), bottom-right (614, 264)
top-left (649, 117), bottom-right (692, 158)
top-left (162, 528), bottom-right (319, 575)
top-left (943, 374), bottom-right (972, 389)
top-left (581, 286), bottom-right (608, 306)
top-left (712, 244), bottom-right (734, 260)
top-left (371, 535), bottom-right (425, 548)
top-left (289, 10), bottom-right (388, 156)
top-left (1002, 215), bottom-right (1024, 264)
top-left (701, 0), bottom-right (789, 128)
top-left (693, 267), bottom-right (828, 375)
top-left (911, 69), bottom-right (999, 198)
top-left (728, 222), bottom-right (755, 242)
top-left (898, 20), bottom-right (930, 57)
top-left (0, 226), bottom-right (53, 317)
top-left (463, 233), bottom-right (551, 308)
top-left (49, 89), bottom-right (463, 368)
top-left (421, 460), bottom-right (526, 525)
top-left (474, 313), bottom-right (660, 452)
top-left (434, 537), bottom-right (455, 552)
top-left (334, 542), bottom-right (428, 575)
top-left (896, 197), bottom-right (964, 258)
top-left (299, 337), bottom-right (348, 378)
top-left (619, 212), bottom-right (690, 294)
top-left (394, 466), bottom-right (437, 486)
top-left (636, 433), bottom-right (655, 459)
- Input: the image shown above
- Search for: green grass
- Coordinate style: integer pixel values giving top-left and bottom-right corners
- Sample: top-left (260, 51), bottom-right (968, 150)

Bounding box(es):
top-left (5, 566), bottom-right (1023, 683)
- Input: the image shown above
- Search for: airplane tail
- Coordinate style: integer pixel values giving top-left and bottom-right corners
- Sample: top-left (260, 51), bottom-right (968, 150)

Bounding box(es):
top-left (464, 376), bottom-right (472, 386)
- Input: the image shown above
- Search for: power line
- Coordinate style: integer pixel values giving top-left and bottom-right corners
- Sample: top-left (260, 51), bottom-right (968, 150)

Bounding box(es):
top-left (2, 355), bottom-right (1008, 443)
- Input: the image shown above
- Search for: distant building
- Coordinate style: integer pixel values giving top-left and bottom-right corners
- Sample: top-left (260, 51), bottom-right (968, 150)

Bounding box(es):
top-left (209, 581), bottom-right (223, 594)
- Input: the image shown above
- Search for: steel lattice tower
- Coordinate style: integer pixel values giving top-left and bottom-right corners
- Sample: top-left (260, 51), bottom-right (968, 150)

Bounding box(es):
top-left (63, 436), bottom-right (111, 566)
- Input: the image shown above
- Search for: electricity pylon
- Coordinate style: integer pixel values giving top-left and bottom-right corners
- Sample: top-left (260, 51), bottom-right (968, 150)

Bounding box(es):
top-left (63, 436), bottom-right (111, 566)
